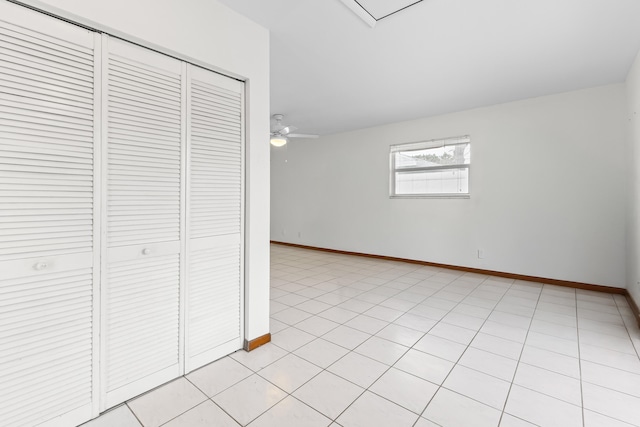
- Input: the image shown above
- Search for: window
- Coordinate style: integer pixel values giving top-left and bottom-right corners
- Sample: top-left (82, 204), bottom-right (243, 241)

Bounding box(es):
top-left (390, 135), bottom-right (471, 197)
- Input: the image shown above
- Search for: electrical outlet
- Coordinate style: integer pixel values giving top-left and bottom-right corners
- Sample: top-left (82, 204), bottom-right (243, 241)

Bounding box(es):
top-left (477, 249), bottom-right (485, 259)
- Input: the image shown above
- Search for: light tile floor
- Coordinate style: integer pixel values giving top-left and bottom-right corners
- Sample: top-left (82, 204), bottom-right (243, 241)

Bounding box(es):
top-left (84, 244), bottom-right (640, 427)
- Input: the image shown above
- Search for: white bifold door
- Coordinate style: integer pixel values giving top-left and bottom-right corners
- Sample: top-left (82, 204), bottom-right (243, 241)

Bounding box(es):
top-left (0, 3), bottom-right (100, 426)
top-left (185, 66), bottom-right (244, 372)
top-left (0, 5), bottom-right (245, 424)
top-left (101, 37), bottom-right (186, 408)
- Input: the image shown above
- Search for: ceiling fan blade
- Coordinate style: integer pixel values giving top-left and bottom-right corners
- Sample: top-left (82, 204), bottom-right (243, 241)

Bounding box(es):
top-left (288, 133), bottom-right (319, 138)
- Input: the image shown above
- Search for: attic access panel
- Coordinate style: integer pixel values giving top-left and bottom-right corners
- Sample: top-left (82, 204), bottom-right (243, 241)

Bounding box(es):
top-left (339, 0), bottom-right (424, 26)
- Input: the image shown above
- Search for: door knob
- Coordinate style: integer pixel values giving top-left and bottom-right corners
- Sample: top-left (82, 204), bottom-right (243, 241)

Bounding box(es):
top-left (34, 262), bottom-right (48, 271)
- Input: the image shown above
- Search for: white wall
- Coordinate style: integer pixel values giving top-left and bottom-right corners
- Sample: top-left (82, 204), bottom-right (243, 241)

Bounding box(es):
top-left (20, 0), bottom-right (271, 341)
top-left (272, 85), bottom-right (628, 287)
top-left (627, 51), bottom-right (640, 301)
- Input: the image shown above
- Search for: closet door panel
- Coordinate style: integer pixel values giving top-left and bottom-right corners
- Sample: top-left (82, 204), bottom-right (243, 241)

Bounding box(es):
top-left (0, 2), bottom-right (98, 426)
top-left (186, 66), bottom-right (243, 372)
top-left (103, 37), bottom-right (183, 408)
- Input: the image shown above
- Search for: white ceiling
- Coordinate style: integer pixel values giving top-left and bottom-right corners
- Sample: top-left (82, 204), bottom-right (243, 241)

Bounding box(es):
top-left (217, 0), bottom-right (640, 136)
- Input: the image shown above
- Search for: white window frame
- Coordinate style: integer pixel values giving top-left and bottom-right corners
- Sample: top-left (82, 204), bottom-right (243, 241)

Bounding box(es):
top-left (389, 135), bottom-right (471, 199)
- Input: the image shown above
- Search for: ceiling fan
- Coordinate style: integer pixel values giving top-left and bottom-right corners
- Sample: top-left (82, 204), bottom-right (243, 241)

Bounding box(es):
top-left (270, 114), bottom-right (319, 147)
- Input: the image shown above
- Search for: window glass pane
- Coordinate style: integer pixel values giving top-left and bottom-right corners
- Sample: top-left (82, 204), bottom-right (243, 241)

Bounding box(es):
top-left (395, 143), bottom-right (470, 168)
top-left (395, 168), bottom-right (469, 195)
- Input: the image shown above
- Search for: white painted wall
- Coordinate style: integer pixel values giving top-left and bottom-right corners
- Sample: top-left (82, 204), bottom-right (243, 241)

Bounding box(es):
top-left (19, 0), bottom-right (271, 340)
top-left (272, 85), bottom-right (628, 287)
top-left (627, 51), bottom-right (640, 301)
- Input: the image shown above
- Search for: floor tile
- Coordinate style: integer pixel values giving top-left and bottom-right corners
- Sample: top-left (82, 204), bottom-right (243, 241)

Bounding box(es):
top-left (582, 382), bottom-right (640, 426)
top-left (271, 327), bottom-right (315, 351)
top-left (451, 303), bottom-right (492, 319)
top-left (337, 391), bottom-right (419, 427)
top-left (414, 334), bottom-right (467, 362)
top-left (470, 332), bottom-right (523, 360)
top-left (379, 297), bottom-right (418, 311)
top-left (364, 305), bottom-right (404, 322)
top-left (270, 300), bottom-right (288, 314)
top-left (322, 325), bottom-right (371, 350)
top-left (442, 311), bottom-right (486, 331)
top-left (318, 307), bottom-right (360, 323)
top-left (499, 414), bottom-right (537, 426)
top-left (394, 313), bottom-right (438, 332)
top-left (581, 360), bottom-right (640, 397)
top-left (82, 405), bottom-right (141, 427)
top-left (458, 347), bottom-right (518, 382)
top-left (423, 388), bottom-right (502, 427)
top-left (128, 377), bottom-right (207, 427)
top-left (525, 331), bottom-right (579, 358)
top-left (248, 396), bottom-right (331, 427)
top-left (275, 293), bottom-right (309, 307)
top-left (354, 336), bottom-right (408, 365)
top-left (344, 314), bottom-right (389, 334)
top-left (258, 353), bottom-right (322, 393)
top-left (337, 299), bottom-right (376, 313)
top-left (579, 329), bottom-right (637, 355)
top-left (504, 385), bottom-right (582, 427)
top-left (187, 356), bottom-right (253, 397)
top-left (428, 322), bottom-right (476, 345)
top-left (295, 316), bottom-right (341, 336)
top-left (369, 368), bottom-right (438, 414)
top-left (294, 338), bottom-right (350, 368)
top-left (529, 318), bottom-right (578, 341)
top-left (293, 371), bottom-right (364, 419)
top-left (212, 375), bottom-right (287, 426)
top-left (231, 344), bottom-right (288, 372)
top-left (513, 363), bottom-right (582, 405)
top-left (480, 321), bottom-right (528, 343)
top-left (269, 318), bottom-right (289, 334)
top-left (394, 349), bottom-right (454, 385)
top-left (443, 365), bottom-right (511, 409)
top-left (375, 323), bottom-right (424, 347)
top-left (163, 400), bottom-right (240, 427)
top-left (488, 311), bottom-right (532, 330)
top-left (519, 345), bottom-right (580, 378)
top-left (583, 409), bottom-right (637, 427)
top-left (327, 352), bottom-right (388, 388)
top-left (579, 342), bottom-right (640, 374)
top-left (270, 307), bottom-right (312, 325)
top-left (409, 304), bottom-right (449, 321)
top-left (296, 300), bottom-right (334, 314)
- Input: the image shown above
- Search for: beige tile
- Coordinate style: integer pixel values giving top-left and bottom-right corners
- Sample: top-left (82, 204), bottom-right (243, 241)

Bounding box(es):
top-left (258, 353), bottom-right (322, 393)
top-left (212, 375), bottom-right (287, 426)
top-left (423, 388), bottom-right (501, 427)
top-left (186, 356), bottom-right (253, 397)
top-left (369, 368), bottom-right (438, 414)
top-left (162, 401), bottom-right (239, 427)
top-left (82, 405), bottom-right (141, 427)
top-left (337, 391), bottom-right (418, 427)
top-left (294, 371), bottom-right (364, 419)
top-left (249, 396), bottom-right (331, 427)
top-left (127, 378), bottom-right (206, 427)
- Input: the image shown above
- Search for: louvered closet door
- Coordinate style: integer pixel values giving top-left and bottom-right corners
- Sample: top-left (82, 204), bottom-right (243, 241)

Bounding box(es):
top-left (185, 65), bottom-right (243, 372)
top-left (0, 2), bottom-right (99, 427)
top-left (102, 37), bottom-right (185, 408)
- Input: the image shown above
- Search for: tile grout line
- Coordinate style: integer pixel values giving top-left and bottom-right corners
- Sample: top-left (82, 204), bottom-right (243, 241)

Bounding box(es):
top-left (410, 274), bottom-right (522, 425)
top-left (495, 281), bottom-right (544, 426)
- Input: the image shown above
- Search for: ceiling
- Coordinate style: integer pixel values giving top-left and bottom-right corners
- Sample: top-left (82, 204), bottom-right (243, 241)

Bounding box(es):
top-left (217, 0), bottom-right (640, 136)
